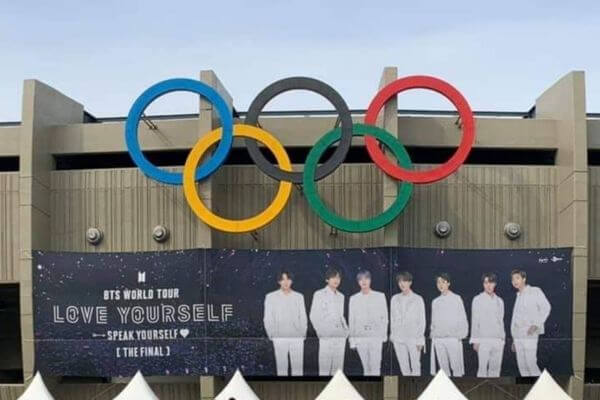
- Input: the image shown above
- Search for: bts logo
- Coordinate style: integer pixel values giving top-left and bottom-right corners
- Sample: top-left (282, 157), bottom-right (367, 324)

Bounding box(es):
top-left (137, 271), bottom-right (146, 284)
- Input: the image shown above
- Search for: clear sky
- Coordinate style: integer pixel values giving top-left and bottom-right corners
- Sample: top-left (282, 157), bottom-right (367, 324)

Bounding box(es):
top-left (1, 0), bottom-right (599, 121)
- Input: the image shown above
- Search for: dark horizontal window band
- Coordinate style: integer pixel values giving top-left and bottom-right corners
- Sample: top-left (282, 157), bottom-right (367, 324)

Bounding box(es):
top-left (0, 284), bottom-right (22, 384)
top-left (59, 376), bottom-right (110, 384)
top-left (0, 157), bottom-right (19, 172)
top-left (54, 147), bottom-right (556, 171)
top-left (588, 150), bottom-right (600, 166)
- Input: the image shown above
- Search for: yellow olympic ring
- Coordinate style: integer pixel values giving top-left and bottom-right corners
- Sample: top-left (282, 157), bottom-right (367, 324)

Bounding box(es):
top-left (183, 124), bottom-right (293, 233)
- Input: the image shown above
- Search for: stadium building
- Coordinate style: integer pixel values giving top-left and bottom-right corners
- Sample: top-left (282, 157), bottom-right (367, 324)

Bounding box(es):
top-left (0, 67), bottom-right (598, 399)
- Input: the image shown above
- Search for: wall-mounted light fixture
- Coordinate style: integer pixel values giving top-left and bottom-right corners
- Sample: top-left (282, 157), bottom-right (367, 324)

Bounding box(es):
top-left (504, 222), bottom-right (522, 240)
top-left (86, 227), bottom-right (103, 245)
top-left (152, 225), bottom-right (170, 243)
top-left (434, 221), bottom-right (452, 238)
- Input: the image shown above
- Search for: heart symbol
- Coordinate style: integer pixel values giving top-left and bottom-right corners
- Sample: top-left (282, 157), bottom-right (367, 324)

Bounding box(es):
top-left (180, 329), bottom-right (190, 338)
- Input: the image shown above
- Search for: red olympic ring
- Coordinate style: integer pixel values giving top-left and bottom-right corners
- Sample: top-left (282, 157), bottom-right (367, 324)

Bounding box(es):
top-left (364, 75), bottom-right (475, 184)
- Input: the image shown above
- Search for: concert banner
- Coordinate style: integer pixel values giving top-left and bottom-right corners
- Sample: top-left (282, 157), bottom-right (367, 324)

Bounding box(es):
top-left (33, 247), bottom-right (572, 378)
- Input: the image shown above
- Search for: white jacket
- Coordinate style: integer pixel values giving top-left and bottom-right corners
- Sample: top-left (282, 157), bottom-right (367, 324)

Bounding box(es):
top-left (263, 290), bottom-right (308, 339)
top-left (470, 292), bottom-right (505, 343)
top-left (510, 285), bottom-right (551, 338)
top-left (349, 290), bottom-right (388, 341)
top-left (389, 291), bottom-right (426, 345)
top-left (431, 291), bottom-right (469, 339)
top-left (309, 286), bottom-right (349, 339)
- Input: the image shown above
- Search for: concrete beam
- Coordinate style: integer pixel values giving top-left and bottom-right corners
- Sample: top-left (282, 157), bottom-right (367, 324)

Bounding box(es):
top-left (0, 126), bottom-right (20, 156)
top-left (587, 119), bottom-right (600, 149)
top-left (45, 116), bottom-right (559, 156)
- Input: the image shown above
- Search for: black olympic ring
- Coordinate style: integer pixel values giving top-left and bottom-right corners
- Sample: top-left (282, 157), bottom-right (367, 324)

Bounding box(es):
top-left (244, 77), bottom-right (354, 184)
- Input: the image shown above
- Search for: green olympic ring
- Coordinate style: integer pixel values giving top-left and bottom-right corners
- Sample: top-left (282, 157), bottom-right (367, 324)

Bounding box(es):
top-left (303, 123), bottom-right (414, 233)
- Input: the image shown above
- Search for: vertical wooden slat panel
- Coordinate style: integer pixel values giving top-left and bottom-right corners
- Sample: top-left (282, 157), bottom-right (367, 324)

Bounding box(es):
top-left (50, 168), bottom-right (208, 252)
top-left (397, 165), bottom-right (557, 249)
top-left (0, 173), bottom-right (19, 282)
top-left (50, 165), bottom-right (558, 253)
top-left (589, 167), bottom-right (600, 278)
top-left (211, 164), bottom-right (384, 250)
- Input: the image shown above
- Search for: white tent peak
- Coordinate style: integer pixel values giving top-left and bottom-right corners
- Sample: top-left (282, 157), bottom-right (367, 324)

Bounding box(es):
top-left (315, 370), bottom-right (364, 400)
top-left (18, 372), bottom-right (55, 400)
top-left (417, 369), bottom-right (467, 400)
top-left (215, 369), bottom-right (261, 400)
top-left (524, 370), bottom-right (573, 400)
top-left (113, 371), bottom-right (158, 400)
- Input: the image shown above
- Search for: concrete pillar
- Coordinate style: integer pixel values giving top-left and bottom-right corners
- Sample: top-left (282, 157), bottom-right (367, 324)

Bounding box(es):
top-left (383, 375), bottom-right (399, 400)
top-left (198, 70), bottom-right (232, 398)
top-left (379, 67), bottom-right (400, 399)
top-left (535, 71), bottom-right (588, 399)
top-left (380, 67), bottom-right (400, 248)
top-left (19, 80), bottom-right (83, 383)
top-left (200, 375), bottom-right (223, 400)
top-left (198, 69), bottom-right (233, 249)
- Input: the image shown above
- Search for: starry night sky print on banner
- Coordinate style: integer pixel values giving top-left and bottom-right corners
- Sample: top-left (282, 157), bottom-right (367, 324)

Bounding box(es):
top-left (32, 247), bottom-right (572, 378)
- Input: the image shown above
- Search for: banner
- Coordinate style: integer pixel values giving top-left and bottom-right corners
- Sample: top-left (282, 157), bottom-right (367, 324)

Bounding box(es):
top-left (33, 247), bottom-right (572, 378)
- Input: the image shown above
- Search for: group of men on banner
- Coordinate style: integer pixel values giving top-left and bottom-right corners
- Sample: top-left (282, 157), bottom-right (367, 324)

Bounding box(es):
top-left (263, 267), bottom-right (551, 378)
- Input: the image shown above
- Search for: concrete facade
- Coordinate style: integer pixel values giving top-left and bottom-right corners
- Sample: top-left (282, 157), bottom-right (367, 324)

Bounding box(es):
top-left (0, 68), bottom-right (597, 399)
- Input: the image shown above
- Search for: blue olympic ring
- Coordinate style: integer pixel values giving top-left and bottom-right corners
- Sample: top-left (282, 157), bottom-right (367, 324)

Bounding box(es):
top-left (125, 78), bottom-right (234, 185)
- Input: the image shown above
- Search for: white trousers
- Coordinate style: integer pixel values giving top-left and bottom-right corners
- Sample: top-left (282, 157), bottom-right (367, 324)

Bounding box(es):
top-left (392, 340), bottom-right (421, 376)
top-left (431, 338), bottom-right (464, 377)
top-left (514, 338), bottom-right (541, 377)
top-left (475, 339), bottom-right (504, 377)
top-left (355, 338), bottom-right (383, 376)
top-left (318, 338), bottom-right (346, 376)
top-left (272, 338), bottom-right (304, 376)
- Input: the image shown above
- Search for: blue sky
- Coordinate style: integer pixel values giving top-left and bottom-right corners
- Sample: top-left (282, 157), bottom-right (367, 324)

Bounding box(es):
top-left (1, 0), bottom-right (599, 121)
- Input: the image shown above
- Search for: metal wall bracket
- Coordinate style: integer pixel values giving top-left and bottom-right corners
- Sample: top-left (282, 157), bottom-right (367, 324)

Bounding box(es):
top-left (454, 116), bottom-right (462, 129)
top-left (142, 113), bottom-right (159, 130)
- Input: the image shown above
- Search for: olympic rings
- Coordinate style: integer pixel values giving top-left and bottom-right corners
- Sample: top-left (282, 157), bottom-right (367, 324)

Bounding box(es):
top-left (183, 124), bottom-right (292, 233)
top-left (303, 124), bottom-right (413, 233)
top-left (125, 74), bottom-right (475, 233)
top-left (125, 78), bottom-right (234, 185)
top-left (244, 77), bottom-right (353, 184)
top-left (364, 75), bottom-right (475, 183)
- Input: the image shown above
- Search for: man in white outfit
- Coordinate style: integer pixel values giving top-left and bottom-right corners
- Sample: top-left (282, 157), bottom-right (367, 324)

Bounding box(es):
top-left (310, 267), bottom-right (349, 376)
top-left (390, 271), bottom-right (425, 376)
top-left (470, 272), bottom-right (505, 377)
top-left (430, 273), bottom-right (469, 377)
top-left (263, 271), bottom-right (308, 376)
top-left (510, 269), bottom-right (551, 377)
top-left (349, 270), bottom-right (388, 376)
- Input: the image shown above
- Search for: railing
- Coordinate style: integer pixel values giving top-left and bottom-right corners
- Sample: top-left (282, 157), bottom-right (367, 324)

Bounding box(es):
top-left (2, 110), bottom-right (600, 126)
